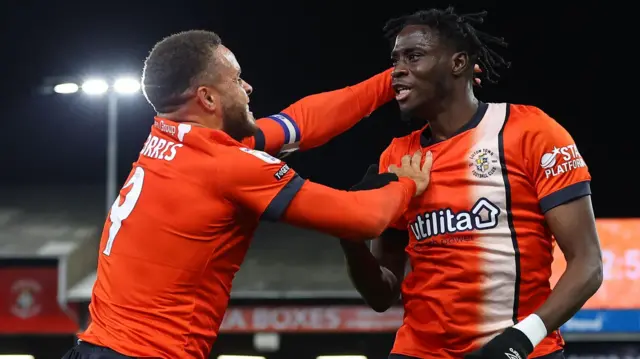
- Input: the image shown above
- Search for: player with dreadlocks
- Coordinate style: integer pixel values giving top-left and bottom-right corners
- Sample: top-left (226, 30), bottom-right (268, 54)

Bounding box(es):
top-left (341, 7), bottom-right (602, 359)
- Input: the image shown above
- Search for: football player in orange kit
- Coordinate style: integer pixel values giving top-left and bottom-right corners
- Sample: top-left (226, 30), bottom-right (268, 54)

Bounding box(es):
top-left (341, 8), bottom-right (603, 359)
top-left (60, 30), bottom-right (434, 359)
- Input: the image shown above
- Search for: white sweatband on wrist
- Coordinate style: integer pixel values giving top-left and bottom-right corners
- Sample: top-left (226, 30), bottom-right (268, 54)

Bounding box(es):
top-left (513, 314), bottom-right (548, 347)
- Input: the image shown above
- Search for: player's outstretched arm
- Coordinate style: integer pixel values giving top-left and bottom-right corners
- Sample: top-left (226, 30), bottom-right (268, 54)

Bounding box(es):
top-left (222, 147), bottom-right (430, 241)
top-left (281, 150), bottom-right (432, 240)
top-left (281, 179), bottom-right (414, 240)
top-left (242, 69), bottom-right (394, 156)
top-left (223, 147), bottom-right (425, 240)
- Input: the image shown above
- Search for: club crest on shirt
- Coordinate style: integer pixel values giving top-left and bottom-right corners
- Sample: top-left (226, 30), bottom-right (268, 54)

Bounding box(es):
top-left (468, 148), bottom-right (499, 178)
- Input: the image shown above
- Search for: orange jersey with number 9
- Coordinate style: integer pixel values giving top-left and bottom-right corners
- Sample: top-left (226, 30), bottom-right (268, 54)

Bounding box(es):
top-left (78, 119), bottom-right (305, 358)
top-left (77, 69), bottom-right (396, 359)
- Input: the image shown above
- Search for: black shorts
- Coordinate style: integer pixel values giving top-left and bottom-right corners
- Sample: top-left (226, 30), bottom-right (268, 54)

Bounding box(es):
top-left (62, 341), bottom-right (134, 359)
top-left (389, 349), bottom-right (565, 359)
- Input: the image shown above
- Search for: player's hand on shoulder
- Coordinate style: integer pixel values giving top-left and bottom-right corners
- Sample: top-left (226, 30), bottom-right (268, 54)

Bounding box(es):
top-left (388, 150), bottom-right (433, 197)
top-left (349, 164), bottom-right (398, 192)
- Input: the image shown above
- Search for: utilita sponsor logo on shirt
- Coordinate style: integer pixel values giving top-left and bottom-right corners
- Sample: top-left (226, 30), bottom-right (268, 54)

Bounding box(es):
top-left (408, 198), bottom-right (500, 242)
top-left (539, 144), bottom-right (586, 178)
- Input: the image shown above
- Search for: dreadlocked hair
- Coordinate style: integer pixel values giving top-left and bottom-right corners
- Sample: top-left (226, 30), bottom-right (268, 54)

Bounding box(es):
top-left (383, 7), bottom-right (510, 83)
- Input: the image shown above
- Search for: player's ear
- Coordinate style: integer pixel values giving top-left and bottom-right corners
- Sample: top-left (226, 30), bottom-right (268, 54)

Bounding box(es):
top-left (451, 51), bottom-right (469, 77)
top-left (196, 86), bottom-right (218, 112)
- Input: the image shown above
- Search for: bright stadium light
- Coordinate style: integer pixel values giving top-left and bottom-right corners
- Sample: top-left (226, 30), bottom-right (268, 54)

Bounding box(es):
top-left (0, 355), bottom-right (35, 359)
top-left (53, 82), bottom-right (79, 94)
top-left (114, 77), bottom-right (140, 94)
top-left (82, 79), bottom-right (109, 95)
top-left (44, 71), bottom-right (143, 215)
top-left (217, 356), bottom-right (266, 359)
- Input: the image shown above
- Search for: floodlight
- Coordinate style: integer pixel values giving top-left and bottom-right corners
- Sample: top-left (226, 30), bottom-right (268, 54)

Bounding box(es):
top-left (82, 79), bottom-right (108, 95)
top-left (114, 77), bottom-right (140, 94)
top-left (53, 82), bottom-right (79, 94)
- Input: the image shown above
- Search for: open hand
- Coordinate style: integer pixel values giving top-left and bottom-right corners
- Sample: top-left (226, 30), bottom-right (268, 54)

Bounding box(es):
top-left (388, 150), bottom-right (433, 197)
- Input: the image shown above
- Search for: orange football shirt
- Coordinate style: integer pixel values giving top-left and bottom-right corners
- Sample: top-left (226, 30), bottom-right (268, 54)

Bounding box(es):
top-left (381, 103), bottom-right (591, 359)
top-left (78, 119), bottom-right (306, 358)
top-left (78, 69), bottom-right (396, 358)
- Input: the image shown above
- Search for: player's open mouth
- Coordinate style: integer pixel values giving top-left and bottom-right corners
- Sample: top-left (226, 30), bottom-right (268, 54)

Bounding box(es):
top-left (393, 84), bottom-right (412, 101)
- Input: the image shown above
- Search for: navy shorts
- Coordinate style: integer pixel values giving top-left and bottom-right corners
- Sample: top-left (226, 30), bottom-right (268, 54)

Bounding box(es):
top-left (389, 350), bottom-right (565, 359)
top-left (61, 341), bottom-right (133, 359)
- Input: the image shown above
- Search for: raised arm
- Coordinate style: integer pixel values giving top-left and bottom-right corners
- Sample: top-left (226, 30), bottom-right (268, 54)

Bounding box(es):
top-left (241, 69), bottom-right (394, 156)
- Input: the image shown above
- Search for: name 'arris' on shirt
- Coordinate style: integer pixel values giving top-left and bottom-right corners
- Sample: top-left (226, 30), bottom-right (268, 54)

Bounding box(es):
top-left (140, 135), bottom-right (183, 162)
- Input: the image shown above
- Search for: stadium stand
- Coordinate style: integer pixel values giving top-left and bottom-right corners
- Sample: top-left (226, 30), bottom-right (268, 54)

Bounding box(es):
top-left (0, 186), bottom-right (101, 304)
top-left (65, 221), bottom-right (361, 302)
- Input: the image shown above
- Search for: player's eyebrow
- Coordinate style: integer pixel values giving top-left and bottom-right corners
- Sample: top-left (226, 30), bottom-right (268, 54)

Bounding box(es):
top-left (391, 45), bottom-right (426, 58)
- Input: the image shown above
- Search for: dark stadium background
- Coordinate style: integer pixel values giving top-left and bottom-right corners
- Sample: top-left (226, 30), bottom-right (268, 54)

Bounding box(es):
top-left (0, 1), bottom-right (634, 359)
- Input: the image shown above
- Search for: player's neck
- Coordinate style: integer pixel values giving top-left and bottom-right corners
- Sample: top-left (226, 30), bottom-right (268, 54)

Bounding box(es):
top-left (425, 85), bottom-right (478, 142)
top-left (158, 106), bottom-right (222, 130)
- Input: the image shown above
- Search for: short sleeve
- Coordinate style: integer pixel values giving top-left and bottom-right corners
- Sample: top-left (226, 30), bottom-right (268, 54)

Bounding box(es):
top-left (379, 143), bottom-right (409, 230)
top-left (221, 147), bottom-right (305, 221)
top-left (522, 108), bottom-right (591, 213)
